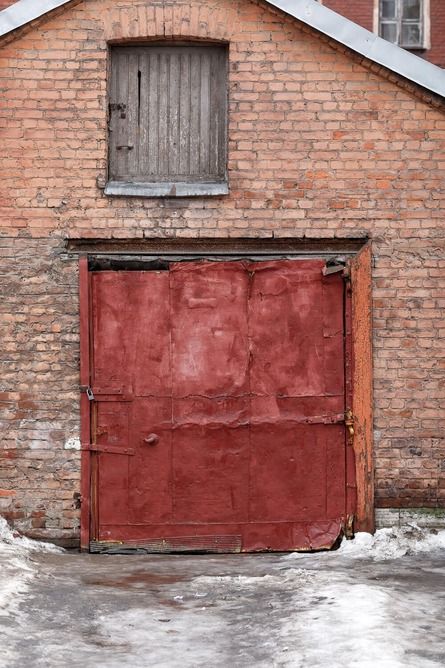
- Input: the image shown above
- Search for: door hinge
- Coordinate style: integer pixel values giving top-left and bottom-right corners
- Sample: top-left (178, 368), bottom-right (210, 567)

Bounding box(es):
top-left (322, 256), bottom-right (350, 279)
top-left (344, 514), bottom-right (354, 539)
top-left (73, 492), bottom-right (82, 509)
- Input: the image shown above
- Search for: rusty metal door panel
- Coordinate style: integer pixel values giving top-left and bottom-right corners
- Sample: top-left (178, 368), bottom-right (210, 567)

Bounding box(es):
top-left (247, 260), bottom-right (344, 397)
top-left (240, 520), bottom-right (342, 552)
top-left (96, 452), bottom-right (129, 527)
top-left (92, 271), bottom-right (171, 396)
top-left (95, 401), bottom-right (130, 450)
top-left (170, 262), bottom-right (250, 397)
top-left (131, 274), bottom-right (172, 397)
top-left (172, 424), bottom-right (250, 523)
top-left (246, 260), bottom-right (346, 537)
top-left (127, 398), bottom-right (173, 526)
top-left (168, 262), bottom-right (251, 525)
top-left (94, 401), bottom-right (131, 527)
top-left (89, 260), bottom-right (351, 552)
top-left (250, 395), bottom-right (345, 421)
top-left (249, 424), bottom-right (343, 523)
top-left (326, 425), bottom-right (349, 519)
top-left (173, 395), bottom-right (250, 427)
top-left (92, 272), bottom-right (134, 394)
top-left (322, 271), bottom-right (346, 396)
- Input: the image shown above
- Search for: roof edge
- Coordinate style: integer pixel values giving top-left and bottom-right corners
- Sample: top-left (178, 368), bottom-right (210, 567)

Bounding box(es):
top-left (0, 0), bottom-right (71, 36)
top-left (0, 0), bottom-right (444, 99)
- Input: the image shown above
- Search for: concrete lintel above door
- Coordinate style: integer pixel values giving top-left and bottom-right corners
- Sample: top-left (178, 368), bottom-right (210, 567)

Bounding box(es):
top-left (66, 236), bottom-right (369, 265)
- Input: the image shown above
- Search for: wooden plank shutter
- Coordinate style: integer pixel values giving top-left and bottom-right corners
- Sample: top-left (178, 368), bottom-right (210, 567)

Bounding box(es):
top-left (109, 45), bottom-right (227, 183)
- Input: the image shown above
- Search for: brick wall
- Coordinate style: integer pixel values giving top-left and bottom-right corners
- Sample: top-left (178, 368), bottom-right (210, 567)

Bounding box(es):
top-left (0, 239), bottom-right (80, 543)
top-left (0, 0), bottom-right (444, 543)
top-left (1, 0), bottom-right (445, 64)
top-left (322, 0), bottom-right (373, 31)
top-left (429, 0), bottom-right (445, 68)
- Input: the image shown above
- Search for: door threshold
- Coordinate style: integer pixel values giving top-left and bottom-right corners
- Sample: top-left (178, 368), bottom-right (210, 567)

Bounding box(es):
top-left (90, 535), bottom-right (243, 554)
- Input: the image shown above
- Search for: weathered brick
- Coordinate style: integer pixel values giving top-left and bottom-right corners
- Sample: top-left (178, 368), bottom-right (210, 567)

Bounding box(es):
top-left (0, 0), bottom-right (444, 543)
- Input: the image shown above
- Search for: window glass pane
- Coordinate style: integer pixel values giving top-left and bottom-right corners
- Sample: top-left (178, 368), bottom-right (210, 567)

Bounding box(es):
top-left (402, 0), bottom-right (421, 20)
top-left (381, 22), bottom-right (398, 42)
top-left (401, 22), bottom-right (421, 45)
top-left (380, 0), bottom-right (396, 19)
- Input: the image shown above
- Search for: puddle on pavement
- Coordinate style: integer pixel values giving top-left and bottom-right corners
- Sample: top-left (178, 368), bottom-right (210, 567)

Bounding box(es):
top-left (83, 571), bottom-right (188, 589)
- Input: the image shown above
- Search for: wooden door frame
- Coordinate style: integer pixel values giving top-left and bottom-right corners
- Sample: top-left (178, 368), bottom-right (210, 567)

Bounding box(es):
top-left (79, 256), bottom-right (91, 551)
top-left (78, 241), bottom-right (374, 550)
top-left (350, 243), bottom-right (374, 532)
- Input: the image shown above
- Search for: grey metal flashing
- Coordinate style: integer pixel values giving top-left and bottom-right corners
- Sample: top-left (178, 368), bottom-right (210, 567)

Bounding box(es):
top-left (0, 0), bottom-right (71, 37)
top-left (0, 0), bottom-right (444, 99)
top-left (104, 180), bottom-right (229, 198)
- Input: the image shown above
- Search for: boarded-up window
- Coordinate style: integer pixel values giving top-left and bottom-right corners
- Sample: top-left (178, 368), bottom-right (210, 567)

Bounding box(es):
top-left (107, 45), bottom-right (228, 197)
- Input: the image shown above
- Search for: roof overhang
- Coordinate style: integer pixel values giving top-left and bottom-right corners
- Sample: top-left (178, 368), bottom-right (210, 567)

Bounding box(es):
top-left (1, 0), bottom-right (444, 99)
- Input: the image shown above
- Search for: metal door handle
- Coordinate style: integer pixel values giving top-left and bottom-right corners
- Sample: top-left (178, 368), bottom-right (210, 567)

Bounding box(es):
top-left (144, 433), bottom-right (159, 446)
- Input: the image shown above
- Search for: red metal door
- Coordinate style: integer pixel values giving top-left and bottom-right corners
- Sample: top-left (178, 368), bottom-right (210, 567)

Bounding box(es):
top-left (88, 260), bottom-right (352, 552)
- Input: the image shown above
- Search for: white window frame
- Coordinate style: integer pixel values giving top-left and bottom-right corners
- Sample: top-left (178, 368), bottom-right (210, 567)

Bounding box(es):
top-left (373, 0), bottom-right (430, 49)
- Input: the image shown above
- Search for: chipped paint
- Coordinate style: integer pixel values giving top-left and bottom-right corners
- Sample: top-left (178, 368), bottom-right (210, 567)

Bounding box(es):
top-left (64, 437), bottom-right (81, 451)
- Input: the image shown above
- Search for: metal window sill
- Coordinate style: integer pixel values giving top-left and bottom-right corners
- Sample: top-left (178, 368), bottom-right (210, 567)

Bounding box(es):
top-left (104, 181), bottom-right (229, 198)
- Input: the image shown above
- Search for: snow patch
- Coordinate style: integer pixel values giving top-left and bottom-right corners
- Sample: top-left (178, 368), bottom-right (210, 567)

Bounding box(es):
top-left (285, 581), bottom-right (410, 668)
top-left (0, 517), bottom-right (62, 617)
top-left (96, 606), bottom-right (224, 668)
top-left (338, 525), bottom-right (445, 561)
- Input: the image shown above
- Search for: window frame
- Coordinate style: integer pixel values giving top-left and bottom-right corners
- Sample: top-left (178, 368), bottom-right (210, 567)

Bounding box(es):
top-left (374, 0), bottom-right (430, 50)
top-left (105, 42), bottom-right (229, 198)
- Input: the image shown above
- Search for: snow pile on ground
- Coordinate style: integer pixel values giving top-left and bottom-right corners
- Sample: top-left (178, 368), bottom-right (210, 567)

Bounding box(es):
top-left (339, 524), bottom-right (445, 561)
top-left (195, 567), bottom-right (314, 590)
top-left (0, 517), bottom-right (62, 617)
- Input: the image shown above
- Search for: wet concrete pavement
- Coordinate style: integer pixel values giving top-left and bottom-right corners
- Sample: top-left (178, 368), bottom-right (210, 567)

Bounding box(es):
top-left (3, 540), bottom-right (445, 668)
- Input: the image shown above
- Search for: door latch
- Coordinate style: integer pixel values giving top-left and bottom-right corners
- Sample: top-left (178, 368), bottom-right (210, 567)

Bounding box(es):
top-left (109, 102), bottom-right (127, 119)
top-left (345, 409), bottom-right (354, 437)
top-left (80, 385), bottom-right (95, 401)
